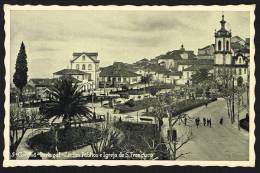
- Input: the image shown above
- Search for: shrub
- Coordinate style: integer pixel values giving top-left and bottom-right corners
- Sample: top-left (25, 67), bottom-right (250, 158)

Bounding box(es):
top-left (28, 126), bottom-right (101, 153)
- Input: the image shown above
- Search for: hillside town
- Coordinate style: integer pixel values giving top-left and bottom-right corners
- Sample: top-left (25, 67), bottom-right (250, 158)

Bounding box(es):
top-left (11, 15), bottom-right (249, 103)
top-left (10, 14), bottom-right (250, 161)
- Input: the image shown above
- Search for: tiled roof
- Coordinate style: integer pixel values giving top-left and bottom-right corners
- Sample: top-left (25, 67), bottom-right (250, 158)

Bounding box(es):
top-left (159, 49), bottom-right (195, 60)
top-left (183, 65), bottom-right (213, 71)
top-left (231, 42), bottom-right (250, 54)
top-left (231, 42), bottom-right (244, 50)
top-left (176, 59), bottom-right (214, 65)
top-left (99, 65), bottom-right (141, 77)
top-left (53, 69), bottom-right (88, 75)
top-left (231, 36), bottom-right (245, 43)
top-left (71, 52), bottom-right (100, 63)
top-left (159, 51), bottom-right (182, 60)
top-left (198, 44), bottom-right (215, 51)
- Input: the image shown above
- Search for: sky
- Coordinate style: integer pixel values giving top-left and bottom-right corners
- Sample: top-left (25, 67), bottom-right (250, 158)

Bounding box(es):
top-left (10, 10), bottom-right (250, 79)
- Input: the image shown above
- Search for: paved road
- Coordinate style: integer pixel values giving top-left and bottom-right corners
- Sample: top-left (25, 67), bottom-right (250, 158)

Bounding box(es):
top-left (172, 98), bottom-right (249, 161)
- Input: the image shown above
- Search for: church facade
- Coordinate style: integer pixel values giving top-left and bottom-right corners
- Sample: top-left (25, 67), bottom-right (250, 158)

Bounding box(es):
top-left (214, 15), bottom-right (249, 86)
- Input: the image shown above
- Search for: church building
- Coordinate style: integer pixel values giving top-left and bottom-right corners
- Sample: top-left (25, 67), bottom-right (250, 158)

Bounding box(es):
top-left (214, 15), bottom-right (249, 86)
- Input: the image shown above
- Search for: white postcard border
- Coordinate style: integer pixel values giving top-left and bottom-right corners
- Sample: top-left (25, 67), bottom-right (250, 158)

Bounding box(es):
top-left (3, 4), bottom-right (256, 167)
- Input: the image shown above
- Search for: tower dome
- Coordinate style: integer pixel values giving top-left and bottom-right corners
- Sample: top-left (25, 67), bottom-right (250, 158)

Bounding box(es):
top-left (215, 15), bottom-right (232, 38)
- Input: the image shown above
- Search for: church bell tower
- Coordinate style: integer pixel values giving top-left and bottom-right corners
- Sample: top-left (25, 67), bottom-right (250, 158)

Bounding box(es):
top-left (214, 15), bottom-right (233, 75)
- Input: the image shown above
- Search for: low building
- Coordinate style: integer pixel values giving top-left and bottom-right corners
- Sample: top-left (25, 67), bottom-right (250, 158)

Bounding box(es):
top-left (99, 62), bottom-right (142, 88)
top-left (28, 78), bottom-right (55, 100)
top-left (158, 44), bottom-right (196, 70)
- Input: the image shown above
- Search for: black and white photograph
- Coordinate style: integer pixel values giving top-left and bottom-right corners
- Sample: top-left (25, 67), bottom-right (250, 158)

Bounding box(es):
top-left (3, 5), bottom-right (255, 167)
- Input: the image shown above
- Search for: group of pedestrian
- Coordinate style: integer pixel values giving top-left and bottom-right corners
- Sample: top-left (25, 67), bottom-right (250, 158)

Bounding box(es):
top-left (204, 117), bottom-right (212, 127)
top-left (195, 116), bottom-right (212, 128)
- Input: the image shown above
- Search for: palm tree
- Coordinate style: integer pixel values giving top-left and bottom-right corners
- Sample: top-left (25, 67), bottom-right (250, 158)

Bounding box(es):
top-left (41, 77), bottom-right (92, 129)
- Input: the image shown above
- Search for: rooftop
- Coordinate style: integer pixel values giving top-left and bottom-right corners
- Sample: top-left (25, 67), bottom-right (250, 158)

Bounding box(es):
top-left (53, 69), bottom-right (88, 75)
top-left (176, 59), bottom-right (214, 65)
top-left (183, 65), bottom-right (214, 71)
top-left (71, 52), bottom-right (100, 63)
top-left (100, 64), bottom-right (141, 77)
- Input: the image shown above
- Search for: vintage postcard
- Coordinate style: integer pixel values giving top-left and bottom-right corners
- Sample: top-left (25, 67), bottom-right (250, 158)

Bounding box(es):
top-left (3, 4), bottom-right (255, 167)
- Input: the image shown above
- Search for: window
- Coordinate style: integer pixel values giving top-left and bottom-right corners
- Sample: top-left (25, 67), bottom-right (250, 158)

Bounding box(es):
top-left (89, 74), bottom-right (92, 80)
top-left (239, 68), bottom-right (242, 75)
top-left (226, 40), bottom-right (229, 50)
top-left (118, 77), bottom-right (121, 82)
top-left (108, 77), bottom-right (111, 82)
top-left (88, 64), bottom-right (92, 70)
top-left (123, 78), bottom-right (127, 82)
top-left (82, 55), bottom-right (85, 61)
top-left (239, 58), bottom-right (242, 64)
top-left (218, 40), bottom-right (222, 51)
top-left (244, 68), bottom-right (247, 74)
top-left (82, 64), bottom-right (85, 70)
top-left (76, 64), bottom-right (79, 70)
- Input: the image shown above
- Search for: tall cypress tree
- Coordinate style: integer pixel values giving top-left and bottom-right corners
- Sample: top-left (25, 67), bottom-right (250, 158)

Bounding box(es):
top-left (13, 42), bottom-right (28, 101)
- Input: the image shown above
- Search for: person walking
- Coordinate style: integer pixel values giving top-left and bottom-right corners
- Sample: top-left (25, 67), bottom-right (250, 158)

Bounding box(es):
top-left (219, 117), bottom-right (223, 125)
top-left (203, 117), bottom-right (206, 126)
top-left (184, 117), bottom-right (187, 126)
top-left (209, 118), bottom-right (212, 128)
top-left (195, 118), bottom-right (198, 128)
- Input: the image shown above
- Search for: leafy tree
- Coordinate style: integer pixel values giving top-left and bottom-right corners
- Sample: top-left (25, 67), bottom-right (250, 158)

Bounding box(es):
top-left (13, 42), bottom-right (28, 103)
top-left (10, 108), bottom-right (42, 159)
top-left (191, 68), bottom-right (209, 85)
top-left (41, 78), bottom-right (92, 129)
top-left (215, 69), bottom-right (236, 124)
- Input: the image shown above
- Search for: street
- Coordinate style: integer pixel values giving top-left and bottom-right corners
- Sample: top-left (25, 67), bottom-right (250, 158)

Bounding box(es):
top-left (170, 98), bottom-right (249, 161)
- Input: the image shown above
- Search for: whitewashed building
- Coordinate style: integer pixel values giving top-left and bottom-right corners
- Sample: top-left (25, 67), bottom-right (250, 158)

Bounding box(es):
top-left (70, 52), bottom-right (100, 89)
